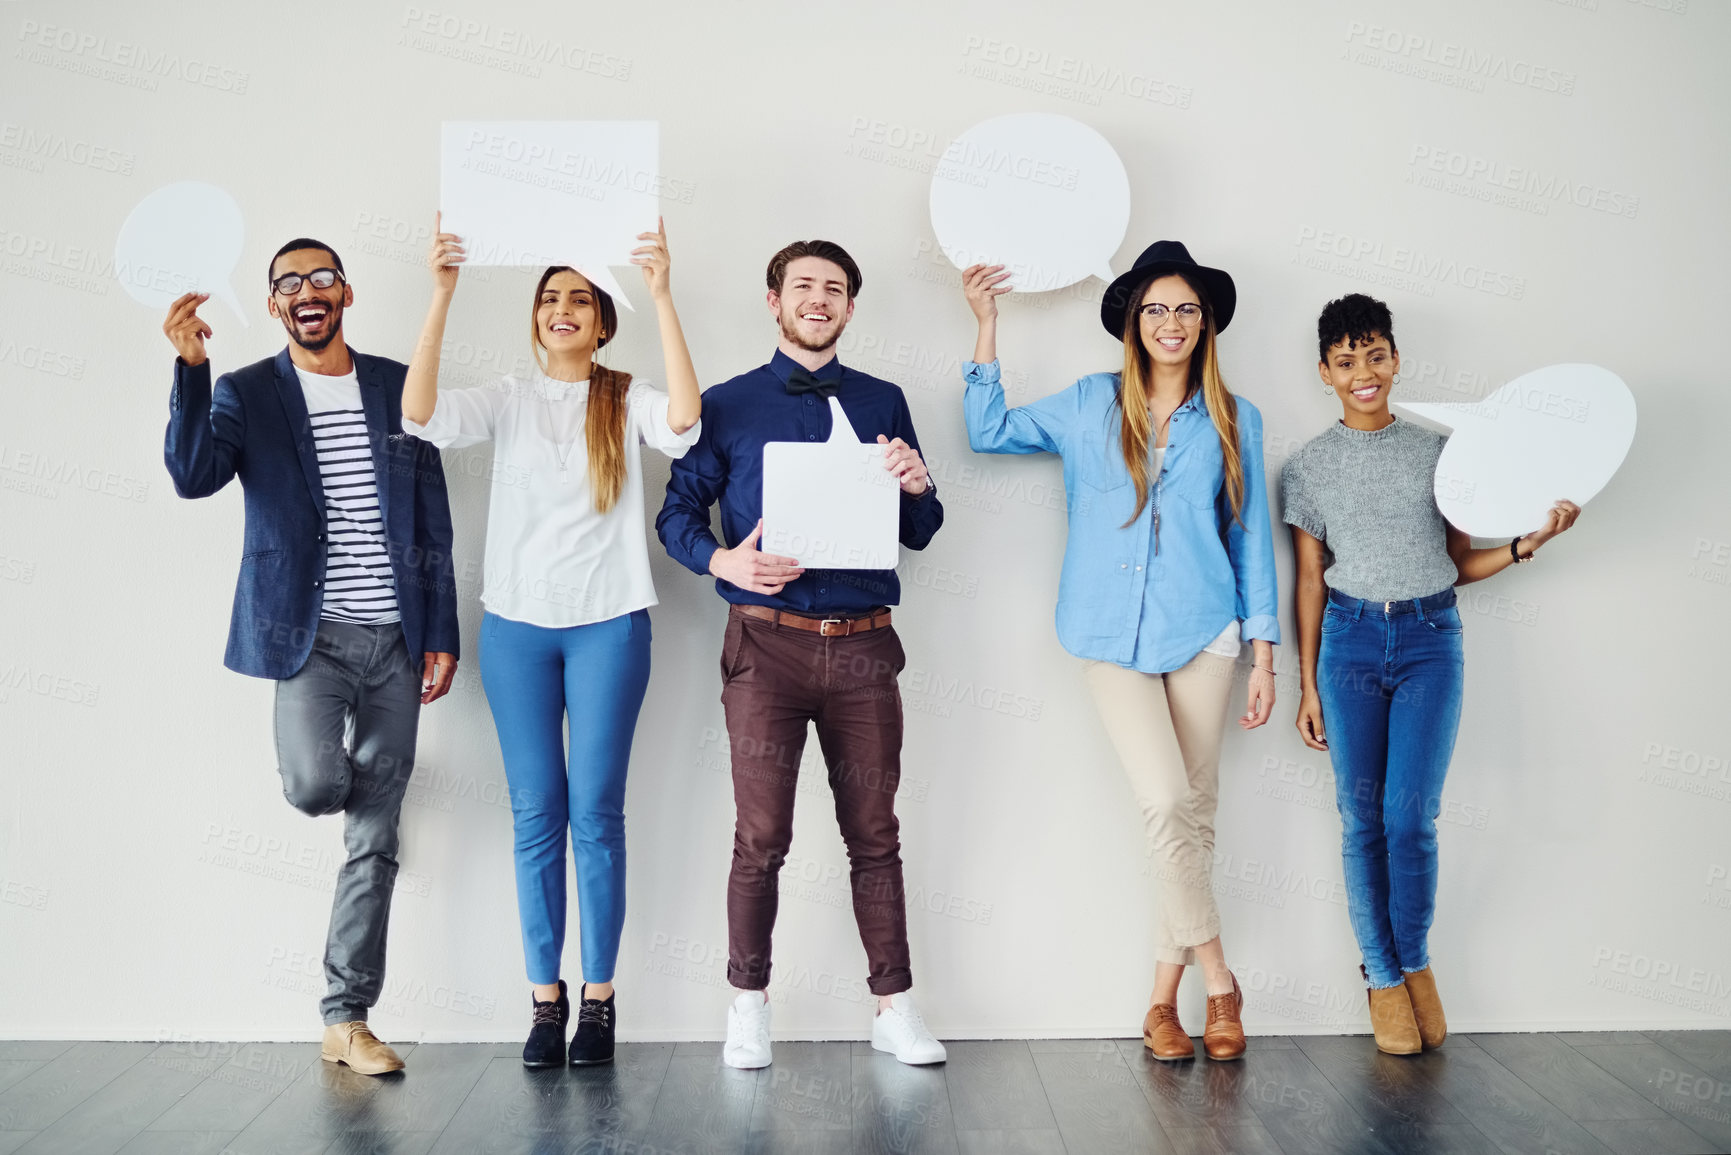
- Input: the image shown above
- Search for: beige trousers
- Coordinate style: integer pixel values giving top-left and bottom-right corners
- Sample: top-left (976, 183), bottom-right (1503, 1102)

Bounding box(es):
top-left (1083, 650), bottom-right (1237, 965)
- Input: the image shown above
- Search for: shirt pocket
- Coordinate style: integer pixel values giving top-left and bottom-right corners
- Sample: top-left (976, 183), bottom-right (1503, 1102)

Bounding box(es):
top-left (1164, 434), bottom-right (1225, 509)
top-left (1075, 430), bottom-right (1130, 494)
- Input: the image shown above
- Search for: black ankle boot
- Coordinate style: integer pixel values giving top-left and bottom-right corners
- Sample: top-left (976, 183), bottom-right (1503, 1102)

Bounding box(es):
top-left (569, 984), bottom-right (615, 1066)
top-left (522, 980), bottom-right (569, 1069)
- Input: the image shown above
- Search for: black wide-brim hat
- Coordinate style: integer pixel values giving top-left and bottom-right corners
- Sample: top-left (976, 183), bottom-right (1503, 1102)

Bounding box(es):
top-left (1099, 240), bottom-right (1236, 339)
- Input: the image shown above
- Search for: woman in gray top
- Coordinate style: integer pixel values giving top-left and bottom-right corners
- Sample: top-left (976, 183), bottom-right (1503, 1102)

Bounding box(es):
top-left (1281, 294), bottom-right (1580, 1056)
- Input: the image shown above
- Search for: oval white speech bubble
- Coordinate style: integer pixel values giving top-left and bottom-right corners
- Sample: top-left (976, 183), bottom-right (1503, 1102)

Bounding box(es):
top-left (114, 181), bottom-right (248, 325)
top-left (929, 113), bottom-right (1129, 293)
top-left (1394, 363), bottom-right (1636, 537)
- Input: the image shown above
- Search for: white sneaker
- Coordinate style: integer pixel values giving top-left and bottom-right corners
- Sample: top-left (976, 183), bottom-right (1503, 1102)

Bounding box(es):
top-left (723, 990), bottom-right (773, 1069)
top-left (871, 992), bottom-right (946, 1065)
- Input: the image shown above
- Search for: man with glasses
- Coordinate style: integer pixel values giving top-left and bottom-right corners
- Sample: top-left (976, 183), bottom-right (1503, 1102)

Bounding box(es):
top-left (162, 238), bottom-right (461, 1074)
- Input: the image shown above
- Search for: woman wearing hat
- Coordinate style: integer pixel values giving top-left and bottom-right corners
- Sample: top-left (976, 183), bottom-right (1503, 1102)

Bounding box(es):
top-left (958, 242), bottom-right (1280, 1060)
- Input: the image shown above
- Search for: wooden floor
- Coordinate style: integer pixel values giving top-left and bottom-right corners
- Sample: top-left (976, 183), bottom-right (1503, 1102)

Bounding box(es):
top-left (0, 1031), bottom-right (1727, 1154)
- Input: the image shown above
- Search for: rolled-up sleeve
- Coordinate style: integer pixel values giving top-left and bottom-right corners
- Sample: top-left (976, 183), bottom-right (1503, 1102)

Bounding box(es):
top-left (963, 360), bottom-right (1072, 455)
top-left (630, 380), bottom-right (702, 458)
top-left (400, 386), bottom-right (498, 450)
top-left (1228, 401), bottom-right (1281, 645)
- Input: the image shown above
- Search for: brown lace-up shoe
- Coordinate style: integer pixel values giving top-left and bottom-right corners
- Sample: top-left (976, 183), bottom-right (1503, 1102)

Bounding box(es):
top-left (1142, 1003), bottom-right (1194, 1061)
top-left (1202, 973), bottom-right (1247, 1060)
top-left (321, 1021), bottom-right (405, 1075)
top-left (1403, 966), bottom-right (1447, 1049)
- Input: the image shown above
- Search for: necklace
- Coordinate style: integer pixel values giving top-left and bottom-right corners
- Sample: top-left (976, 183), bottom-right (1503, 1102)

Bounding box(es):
top-left (541, 381), bottom-right (580, 483)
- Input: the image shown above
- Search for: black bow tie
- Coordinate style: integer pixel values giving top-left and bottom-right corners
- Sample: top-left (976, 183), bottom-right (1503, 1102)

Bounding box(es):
top-left (785, 366), bottom-right (839, 398)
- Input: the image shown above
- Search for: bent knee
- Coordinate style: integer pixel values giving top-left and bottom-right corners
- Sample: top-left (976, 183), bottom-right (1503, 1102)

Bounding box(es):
top-left (282, 776), bottom-right (347, 817)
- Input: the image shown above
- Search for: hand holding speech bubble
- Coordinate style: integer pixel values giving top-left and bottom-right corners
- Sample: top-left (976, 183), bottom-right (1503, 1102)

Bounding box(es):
top-left (440, 121), bottom-right (659, 309)
top-left (929, 113), bottom-right (1129, 293)
top-left (1394, 363), bottom-right (1635, 537)
top-left (114, 181), bottom-right (248, 325)
top-left (762, 397), bottom-right (900, 570)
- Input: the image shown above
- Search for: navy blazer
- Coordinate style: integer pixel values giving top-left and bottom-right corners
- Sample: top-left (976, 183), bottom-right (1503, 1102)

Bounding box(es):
top-left (164, 347), bottom-right (461, 680)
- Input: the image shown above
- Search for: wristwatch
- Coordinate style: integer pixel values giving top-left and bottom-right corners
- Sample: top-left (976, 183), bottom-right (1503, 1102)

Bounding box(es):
top-left (1510, 537), bottom-right (1534, 564)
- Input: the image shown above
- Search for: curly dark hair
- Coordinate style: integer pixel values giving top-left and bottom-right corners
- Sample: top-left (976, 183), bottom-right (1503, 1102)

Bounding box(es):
top-left (1317, 293), bottom-right (1396, 362)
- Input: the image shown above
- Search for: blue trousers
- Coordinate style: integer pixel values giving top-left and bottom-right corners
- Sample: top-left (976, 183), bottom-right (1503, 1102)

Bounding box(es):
top-left (1316, 588), bottom-right (1464, 989)
top-left (480, 609), bottom-right (651, 986)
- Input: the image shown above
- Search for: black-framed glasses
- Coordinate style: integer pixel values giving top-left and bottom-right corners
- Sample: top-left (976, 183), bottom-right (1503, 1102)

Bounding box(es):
top-left (271, 267), bottom-right (345, 296)
top-left (1138, 302), bottom-right (1203, 325)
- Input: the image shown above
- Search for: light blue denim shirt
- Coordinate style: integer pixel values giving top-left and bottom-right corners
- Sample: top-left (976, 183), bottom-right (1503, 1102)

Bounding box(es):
top-left (963, 360), bottom-right (1280, 673)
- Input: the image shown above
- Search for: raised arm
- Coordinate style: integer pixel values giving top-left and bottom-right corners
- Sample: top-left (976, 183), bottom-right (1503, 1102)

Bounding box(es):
top-left (957, 264), bottom-right (1073, 455)
top-left (1447, 501), bottom-right (1581, 584)
top-left (161, 292), bottom-right (244, 498)
top-left (634, 217), bottom-right (700, 435)
top-left (403, 213), bottom-right (462, 428)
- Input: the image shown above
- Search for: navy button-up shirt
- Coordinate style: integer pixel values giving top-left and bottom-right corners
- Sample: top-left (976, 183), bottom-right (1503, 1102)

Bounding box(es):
top-left (657, 349), bottom-right (943, 613)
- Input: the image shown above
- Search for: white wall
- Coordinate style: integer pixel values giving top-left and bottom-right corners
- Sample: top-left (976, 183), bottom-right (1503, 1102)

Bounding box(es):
top-left (3, 0), bottom-right (1728, 1042)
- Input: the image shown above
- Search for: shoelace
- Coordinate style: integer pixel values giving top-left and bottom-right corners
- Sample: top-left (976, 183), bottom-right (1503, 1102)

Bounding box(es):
top-left (577, 1000), bottom-right (611, 1027)
top-left (531, 999), bottom-right (565, 1027)
top-left (887, 1002), bottom-right (929, 1037)
top-left (732, 1000), bottom-right (769, 1041)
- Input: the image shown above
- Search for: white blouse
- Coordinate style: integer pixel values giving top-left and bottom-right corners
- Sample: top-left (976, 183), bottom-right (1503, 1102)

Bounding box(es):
top-left (402, 373), bottom-right (700, 629)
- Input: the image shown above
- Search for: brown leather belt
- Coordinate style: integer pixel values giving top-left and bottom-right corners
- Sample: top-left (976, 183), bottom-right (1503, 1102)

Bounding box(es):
top-left (734, 604), bottom-right (893, 637)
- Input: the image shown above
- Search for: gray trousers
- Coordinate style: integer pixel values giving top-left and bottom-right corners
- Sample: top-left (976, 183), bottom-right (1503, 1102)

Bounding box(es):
top-left (274, 618), bottom-right (421, 1026)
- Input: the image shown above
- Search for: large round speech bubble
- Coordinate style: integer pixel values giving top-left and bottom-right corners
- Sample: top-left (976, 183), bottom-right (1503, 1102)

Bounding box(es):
top-left (1395, 364), bottom-right (1635, 537)
top-left (929, 113), bottom-right (1129, 293)
top-left (114, 181), bottom-right (248, 325)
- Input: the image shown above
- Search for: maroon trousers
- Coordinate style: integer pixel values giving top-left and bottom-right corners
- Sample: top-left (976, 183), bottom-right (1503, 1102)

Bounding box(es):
top-left (718, 606), bottom-right (913, 996)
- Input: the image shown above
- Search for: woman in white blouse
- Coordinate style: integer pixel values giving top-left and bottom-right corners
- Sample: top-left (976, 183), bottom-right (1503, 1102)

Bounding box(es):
top-left (402, 216), bottom-right (700, 1068)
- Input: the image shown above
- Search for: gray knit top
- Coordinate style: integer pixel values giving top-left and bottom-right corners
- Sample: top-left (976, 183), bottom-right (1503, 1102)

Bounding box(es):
top-left (1279, 417), bottom-right (1459, 601)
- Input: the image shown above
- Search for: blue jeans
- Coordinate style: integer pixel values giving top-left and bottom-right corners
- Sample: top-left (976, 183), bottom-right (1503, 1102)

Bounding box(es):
top-left (480, 609), bottom-right (652, 986)
top-left (1316, 587), bottom-right (1464, 989)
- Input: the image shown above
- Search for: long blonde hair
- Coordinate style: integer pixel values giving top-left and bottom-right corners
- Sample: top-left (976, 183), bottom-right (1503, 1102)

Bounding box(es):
top-left (1116, 272), bottom-right (1244, 528)
top-left (530, 266), bottom-right (631, 514)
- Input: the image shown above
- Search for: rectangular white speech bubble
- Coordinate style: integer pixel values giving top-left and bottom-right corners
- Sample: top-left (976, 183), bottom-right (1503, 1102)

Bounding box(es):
top-left (762, 398), bottom-right (900, 570)
top-left (439, 121), bottom-right (659, 308)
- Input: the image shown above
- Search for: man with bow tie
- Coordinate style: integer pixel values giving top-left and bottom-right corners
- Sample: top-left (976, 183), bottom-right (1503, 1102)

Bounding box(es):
top-left (657, 239), bottom-right (947, 1069)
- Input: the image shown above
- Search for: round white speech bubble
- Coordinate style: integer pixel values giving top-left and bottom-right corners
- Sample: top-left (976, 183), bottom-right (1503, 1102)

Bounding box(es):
top-left (929, 113), bottom-right (1129, 293)
top-left (114, 181), bottom-right (248, 325)
top-left (1395, 363), bottom-right (1636, 537)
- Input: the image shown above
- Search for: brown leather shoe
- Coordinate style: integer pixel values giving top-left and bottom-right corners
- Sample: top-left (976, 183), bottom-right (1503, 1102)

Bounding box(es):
top-left (321, 1021), bottom-right (405, 1075)
top-left (1365, 980), bottom-right (1422, 1055)
top-left (1403, 966), bottom-right (1447, 1050)
top-left (1142, 1003), bottom-right (1194, 1061)
top-left (1202, 973), bottom-right (1247, 1060)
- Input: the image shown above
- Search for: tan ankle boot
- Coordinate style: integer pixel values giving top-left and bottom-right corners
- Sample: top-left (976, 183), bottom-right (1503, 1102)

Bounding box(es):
top-left (1365, 982), bottom-right (1422, 1055)
top-left (1403, 967), bottom-right (1447, 1049)
top-left (1202, 973), bottom-right (1246, 1061)
top-left (1142, 1003), bottom-right (1194, 1061)
top-left (321, 1021), bottom-right (405, 1075)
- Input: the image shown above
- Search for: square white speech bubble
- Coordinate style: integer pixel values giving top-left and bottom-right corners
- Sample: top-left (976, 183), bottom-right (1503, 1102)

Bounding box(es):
top-left (439, 121), bottom-right (659, 307)
top-left (761, 398), bottom-right (901, 570)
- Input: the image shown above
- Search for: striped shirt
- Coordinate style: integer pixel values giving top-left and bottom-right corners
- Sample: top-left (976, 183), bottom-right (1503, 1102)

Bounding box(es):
top-left (295, 367), bottom-right (400, 625)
